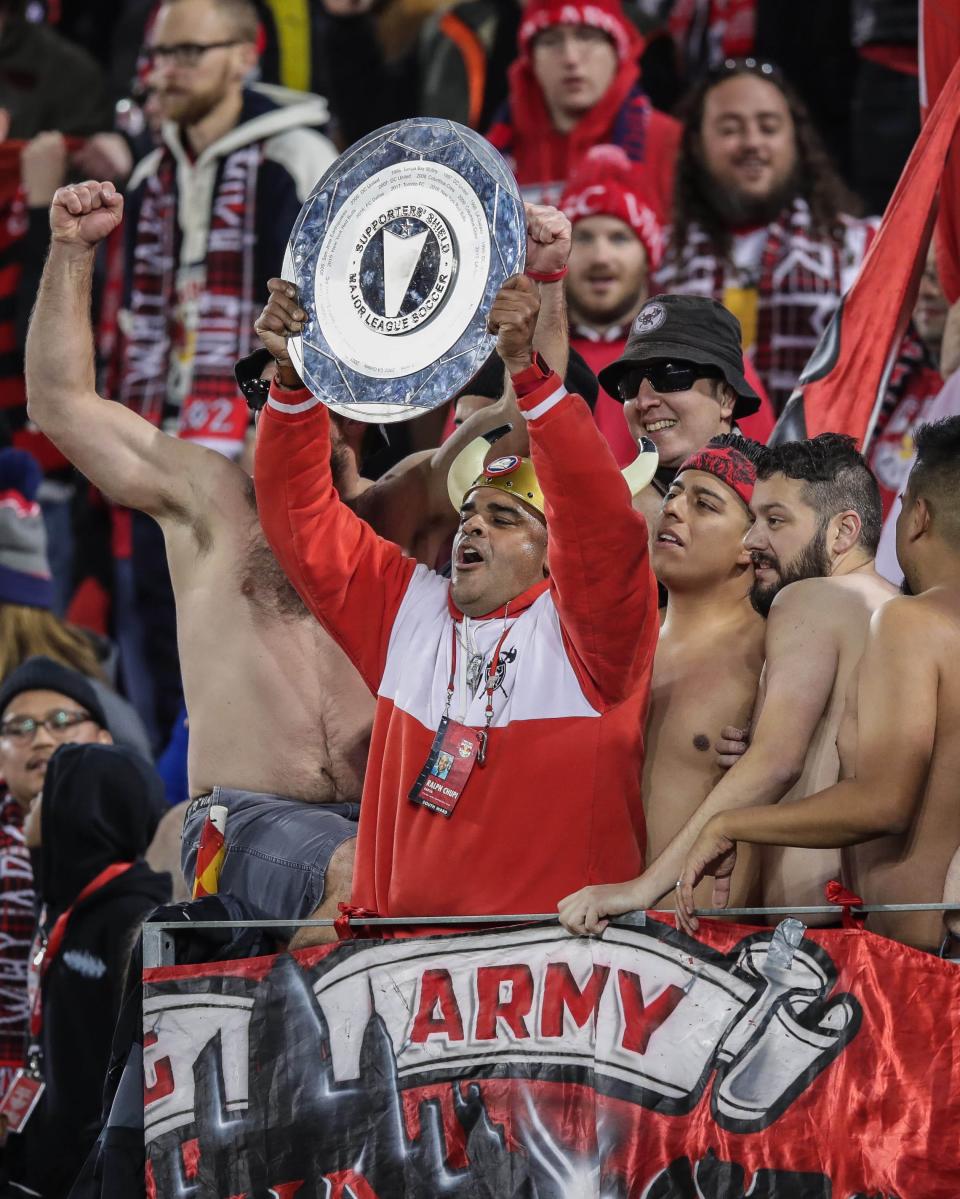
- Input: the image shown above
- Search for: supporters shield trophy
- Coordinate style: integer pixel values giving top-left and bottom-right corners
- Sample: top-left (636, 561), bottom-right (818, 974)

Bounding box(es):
top-left (283, 119), bottom-right (527, 423)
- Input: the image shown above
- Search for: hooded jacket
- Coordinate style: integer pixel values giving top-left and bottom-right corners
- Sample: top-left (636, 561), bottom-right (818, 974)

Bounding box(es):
top-left (119, 85), bottom-right (337, 449)
top-left (123, 83), bottom-right (336, 305)
top-left (486, 4), bottom-right (680, 211)
top-left (255, 368), bottom-right (659, 926)
top-left (11, 744), bottom-right (169, 1199)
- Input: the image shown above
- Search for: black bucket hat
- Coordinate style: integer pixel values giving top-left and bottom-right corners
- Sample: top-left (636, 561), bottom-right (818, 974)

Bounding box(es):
top-left (597, 294), bottom-right (761, 417)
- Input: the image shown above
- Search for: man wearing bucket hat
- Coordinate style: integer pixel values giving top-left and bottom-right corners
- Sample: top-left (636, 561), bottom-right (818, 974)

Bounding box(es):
top-left (254, 261), bottom-right (661, 931)
top-left (599, 293), bottom-right (768, 526)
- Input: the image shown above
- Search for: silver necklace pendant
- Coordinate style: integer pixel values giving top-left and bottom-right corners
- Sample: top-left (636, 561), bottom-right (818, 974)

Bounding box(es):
top-left (466, 653), bottom-right (485, 695)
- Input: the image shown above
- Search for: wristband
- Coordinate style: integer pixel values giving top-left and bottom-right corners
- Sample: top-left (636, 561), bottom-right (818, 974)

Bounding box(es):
top-left (524, 265), bottom-right (568, 284)
top-left (510, 352), bottom-right (554, 398)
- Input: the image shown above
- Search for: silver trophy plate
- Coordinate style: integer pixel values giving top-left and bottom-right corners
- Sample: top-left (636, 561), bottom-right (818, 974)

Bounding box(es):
top-left (283, 119), bottom-right (526, 423)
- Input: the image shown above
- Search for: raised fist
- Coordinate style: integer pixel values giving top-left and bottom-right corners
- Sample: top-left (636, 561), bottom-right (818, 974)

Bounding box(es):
top-left (254, 278), bottom-right (305, 389)
top-left (50, 180), bottom-right (123, 248)
top-left (524, 202), bottom-right (572, 276)
top-left (487, 274), bottom-right (540, 375)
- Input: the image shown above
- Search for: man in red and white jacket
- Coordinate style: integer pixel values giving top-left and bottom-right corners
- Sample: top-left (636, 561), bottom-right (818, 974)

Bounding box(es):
top-left (254, 264), bottom-right (659, 931)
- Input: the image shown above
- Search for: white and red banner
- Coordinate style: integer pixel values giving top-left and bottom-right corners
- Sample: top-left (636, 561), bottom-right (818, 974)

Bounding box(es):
top-left (142, 918), bottom-right (960, 1197)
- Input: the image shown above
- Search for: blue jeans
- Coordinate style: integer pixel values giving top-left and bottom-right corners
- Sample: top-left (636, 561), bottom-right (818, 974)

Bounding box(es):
top-left (181, 788), bottom-right (361, 921)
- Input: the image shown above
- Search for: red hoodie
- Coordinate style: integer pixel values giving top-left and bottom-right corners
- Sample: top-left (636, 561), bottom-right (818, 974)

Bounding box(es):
top-left (255, 370), bottom-right (659, 922)
top-left (487, 0), bottom-right (680, 213)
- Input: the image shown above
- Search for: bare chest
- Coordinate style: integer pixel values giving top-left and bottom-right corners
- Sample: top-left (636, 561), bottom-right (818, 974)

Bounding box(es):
top-left (647, 648), bottom-right (760, 769)
top-left (166, 522), bottom-right (373, 801)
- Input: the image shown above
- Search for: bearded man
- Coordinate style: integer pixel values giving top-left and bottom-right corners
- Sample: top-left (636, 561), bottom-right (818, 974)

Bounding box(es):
top-left (656, 59), bottom-right (884, 415)
top-left (558, 434), bottom-right (896, 933)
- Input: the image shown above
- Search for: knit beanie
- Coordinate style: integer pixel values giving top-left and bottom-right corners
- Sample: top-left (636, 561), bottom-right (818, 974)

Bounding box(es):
top-left (518, 0), bottom-right (642, 64)
top-left (0, 656), bottom-right (107, 727)
top-left (0, 449), bottom-right (53, 609)
top-left (560, 145), bottom-right (666, 268)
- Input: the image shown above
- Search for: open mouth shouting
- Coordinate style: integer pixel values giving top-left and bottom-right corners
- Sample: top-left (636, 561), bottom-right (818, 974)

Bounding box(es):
top-left (455, 541), bottom-right (486, 571)
top-left (656, 529), bottom-right (685, 549)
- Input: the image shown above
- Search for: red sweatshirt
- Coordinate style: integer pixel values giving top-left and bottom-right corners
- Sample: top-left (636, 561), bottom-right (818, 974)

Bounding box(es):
top-left (254, 371), bottom-right (659, 919)
top-left (487, 54), bottom-right (680, 213)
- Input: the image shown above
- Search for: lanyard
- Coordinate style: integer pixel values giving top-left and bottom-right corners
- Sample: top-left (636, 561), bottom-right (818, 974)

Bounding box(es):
top-left (28, 861), bottom-right (135, 1042)
top-left (444, 619), bottom-right (514, 764)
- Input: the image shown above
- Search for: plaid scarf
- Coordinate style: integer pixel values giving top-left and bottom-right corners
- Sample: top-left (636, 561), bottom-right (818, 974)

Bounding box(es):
top-left (0, 795), bottom-right (34, 1093)
top-left (119, 143), bottom-right (261, 453)
top-left (867, 329), bottom-right (943, 517)
top-left (657, 199), bottom-right (874, 414)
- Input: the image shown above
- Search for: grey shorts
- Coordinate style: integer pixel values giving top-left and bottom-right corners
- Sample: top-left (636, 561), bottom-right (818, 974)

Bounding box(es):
top-left (181, 786), bottom-right (361, 921)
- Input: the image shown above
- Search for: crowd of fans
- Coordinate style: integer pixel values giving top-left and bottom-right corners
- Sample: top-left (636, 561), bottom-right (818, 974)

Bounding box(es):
top-left (0, 0), bottom-right (954, 1193)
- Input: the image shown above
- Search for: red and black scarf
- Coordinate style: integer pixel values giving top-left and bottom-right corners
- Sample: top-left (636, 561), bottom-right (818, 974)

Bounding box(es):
top-left (0, 796), bottom-right (34, 1093)
top-left (119, 143), bottom-right (261, 451)
top-left (658, 200), bottom-right (874, 414)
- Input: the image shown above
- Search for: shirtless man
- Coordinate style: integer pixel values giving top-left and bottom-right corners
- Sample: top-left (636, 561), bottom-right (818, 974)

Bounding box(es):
top-left (558, 435), bottom-right (764, 933)
top-left (643, 436), bottom-right (766, 910)
top-left (30, 180), bottom-right (572, 936)
top-left (559, 433), bottom-right (895, 935)
top-left (678, 417), bottom-right (960, 954)
top-left (26, 181), bottom-right (373, 932)
top-left (596, 295), bottom-right (762, 527)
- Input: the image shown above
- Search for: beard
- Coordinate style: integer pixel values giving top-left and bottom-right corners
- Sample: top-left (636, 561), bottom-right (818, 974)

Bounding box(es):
top-left (704, 164), bottom-right (802, 229)
top-left (567, 284), bottom-right (643, 330)
top-left (750, 522), bottom-right (830, 617)
top-left (155, 67), bottom-right (231, 128)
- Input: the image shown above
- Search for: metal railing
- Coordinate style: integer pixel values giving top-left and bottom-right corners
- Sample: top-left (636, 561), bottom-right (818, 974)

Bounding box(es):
top-left (141, 901), bottom-right (960, 967)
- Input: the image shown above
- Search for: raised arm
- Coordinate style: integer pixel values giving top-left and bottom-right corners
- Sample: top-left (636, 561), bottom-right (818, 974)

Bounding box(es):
top-left (253, 282), bottom-right (418, 691)
top-left (676, 596), bottom-right (938, 930)
top-left (355, 205), bottom-right (573, 546)
top-left (558, 581), bottom-right (839, 934)
top-left (491, 274), bottom-right (656, 707)
top-left (26, 181), bottom-right (224, 519)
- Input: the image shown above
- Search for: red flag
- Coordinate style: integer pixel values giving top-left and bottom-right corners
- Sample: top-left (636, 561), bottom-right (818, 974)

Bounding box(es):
top-left (191, 804), bottom-right (227, 899)
top-left (922, 0), bottom-right (960, 303)
top-left (771, 50), bottom-right (960, 447)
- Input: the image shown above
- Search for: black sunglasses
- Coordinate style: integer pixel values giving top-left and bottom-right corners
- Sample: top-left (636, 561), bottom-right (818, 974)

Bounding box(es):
top-left (617, 361), bottom-right (723, 401)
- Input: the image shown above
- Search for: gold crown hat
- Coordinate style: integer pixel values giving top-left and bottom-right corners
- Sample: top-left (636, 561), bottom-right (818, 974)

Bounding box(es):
top-left (447, 435), bottom-right (660, 516)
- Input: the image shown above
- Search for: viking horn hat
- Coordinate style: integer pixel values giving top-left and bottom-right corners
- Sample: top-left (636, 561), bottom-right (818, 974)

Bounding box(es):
top-left (447, 435), bottom-right (660, 515)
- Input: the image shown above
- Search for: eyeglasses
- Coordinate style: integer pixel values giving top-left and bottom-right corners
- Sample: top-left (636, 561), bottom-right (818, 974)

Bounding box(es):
top-left (142, 40), bottom-right (240, 69)
top-left (0, 709), bottom-right (96, 743)
top-left (618, 361), bottom-right (722, 401)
